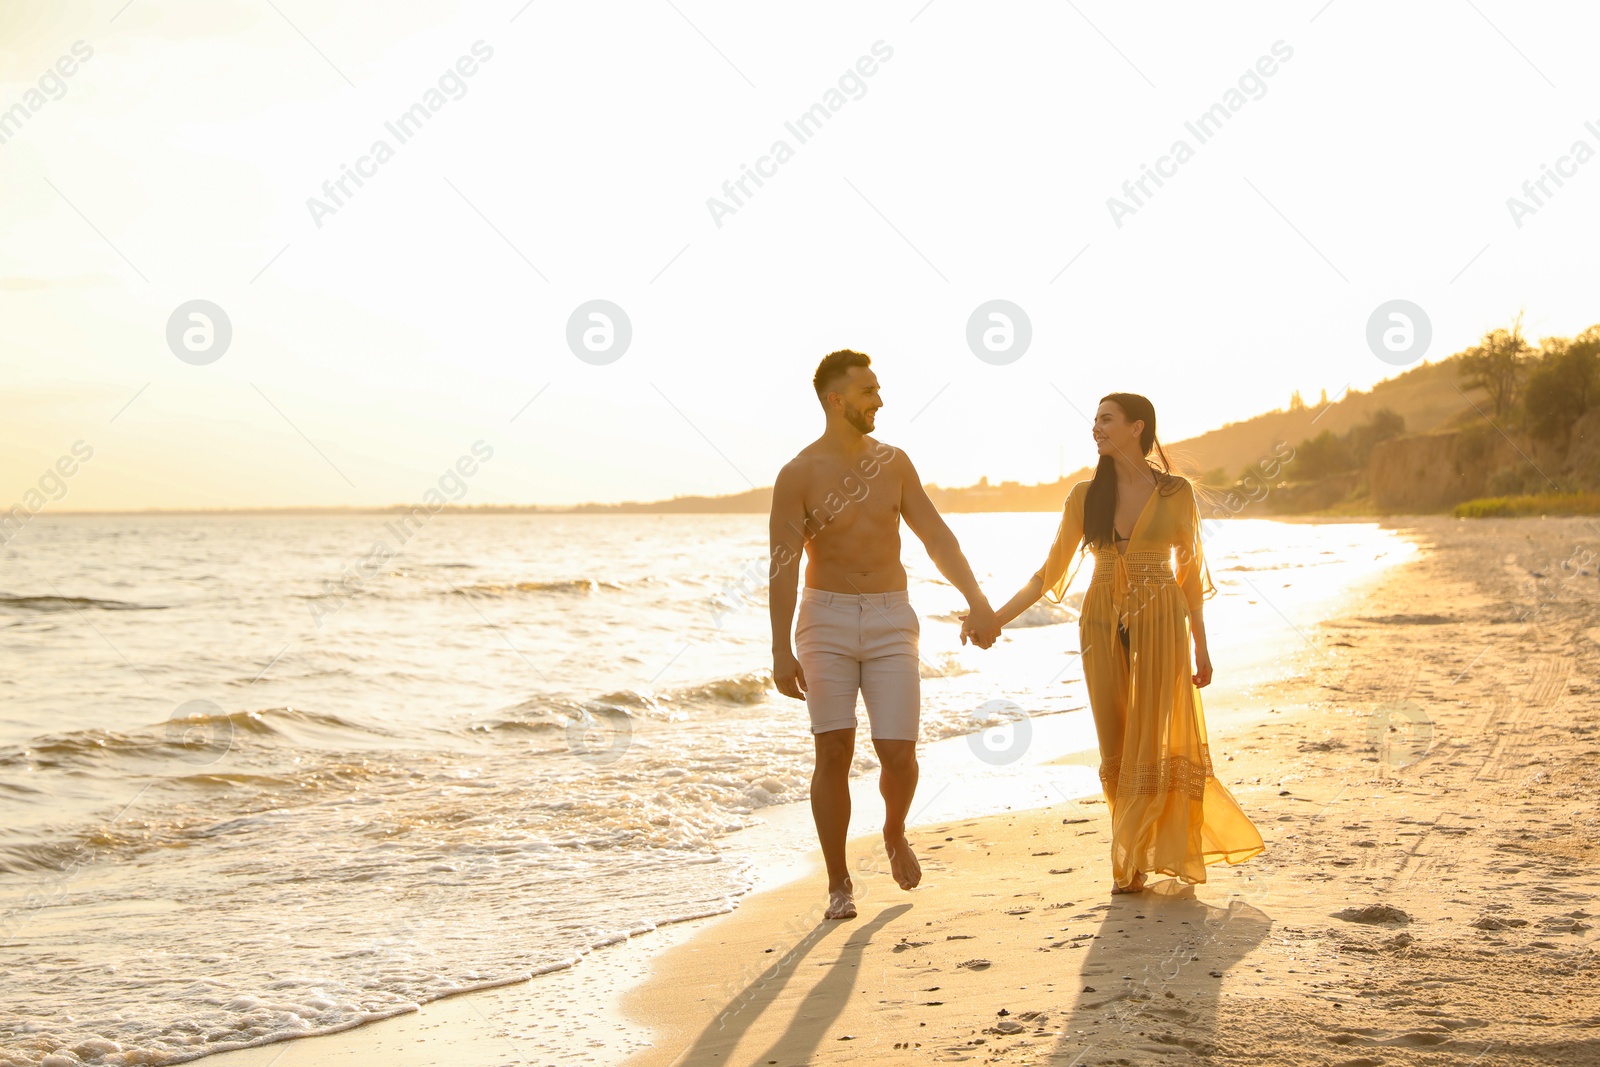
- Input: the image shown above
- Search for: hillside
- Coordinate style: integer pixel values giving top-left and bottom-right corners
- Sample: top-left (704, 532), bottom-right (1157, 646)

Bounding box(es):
top-left (576, 355), bottom-right (1487, 513)
top-left (568, 486), bottom-right (774, 514)
top-left (1163, 357), bottom-right (1482, 483)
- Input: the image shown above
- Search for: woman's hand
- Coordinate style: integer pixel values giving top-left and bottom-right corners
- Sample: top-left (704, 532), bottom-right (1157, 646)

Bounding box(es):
top-left (1192, 640), bottom-right (1212, 688)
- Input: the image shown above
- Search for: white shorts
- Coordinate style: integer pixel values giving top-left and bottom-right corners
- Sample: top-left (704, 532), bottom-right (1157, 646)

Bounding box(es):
top-left (794, 587), bottom-right (921, 741)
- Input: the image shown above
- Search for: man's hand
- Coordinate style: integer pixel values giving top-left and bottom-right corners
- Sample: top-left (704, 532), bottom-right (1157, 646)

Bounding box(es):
top-left (959, 602), bottom-right (1001, 649)
top-left (773, 649), bottom-right (808, 699)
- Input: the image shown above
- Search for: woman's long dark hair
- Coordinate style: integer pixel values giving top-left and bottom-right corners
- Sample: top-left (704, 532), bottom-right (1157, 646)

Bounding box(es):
top-left (1082, 392), bottom-right (1185, 550)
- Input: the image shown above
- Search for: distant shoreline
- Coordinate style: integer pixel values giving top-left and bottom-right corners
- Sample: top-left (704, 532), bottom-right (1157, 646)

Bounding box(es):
top-left (40, 503), bottom-right (1388, 518)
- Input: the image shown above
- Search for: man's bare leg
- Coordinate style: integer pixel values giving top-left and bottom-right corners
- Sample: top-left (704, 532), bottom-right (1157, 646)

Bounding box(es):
top-left (872, 737), bottom-right (921, 890)
top-left (812, 728), bottom-right (856, 919)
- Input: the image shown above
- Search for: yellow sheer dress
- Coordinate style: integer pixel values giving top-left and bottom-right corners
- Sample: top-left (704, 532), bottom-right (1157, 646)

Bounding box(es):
top-left (1032, 474), bottom-right (1264, 888)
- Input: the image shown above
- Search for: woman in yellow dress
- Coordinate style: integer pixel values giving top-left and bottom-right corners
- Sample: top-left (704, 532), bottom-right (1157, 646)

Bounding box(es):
top-left (985, 393), bottom-right (1264, 893)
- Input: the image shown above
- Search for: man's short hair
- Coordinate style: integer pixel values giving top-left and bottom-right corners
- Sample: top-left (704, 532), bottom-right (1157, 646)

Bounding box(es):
top-left (813, 349), bottom-right (871, 402)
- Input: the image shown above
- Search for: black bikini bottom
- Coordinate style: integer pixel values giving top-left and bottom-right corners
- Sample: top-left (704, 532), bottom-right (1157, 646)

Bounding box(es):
top-left (1117, 620), bottom-right (1130, 652)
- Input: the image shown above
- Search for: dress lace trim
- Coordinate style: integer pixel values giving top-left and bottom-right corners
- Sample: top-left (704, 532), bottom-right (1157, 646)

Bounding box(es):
top-left (1099, 747), bottom-right (1213, 801)
top-left (1090, 549), bottom-right (1175, 585)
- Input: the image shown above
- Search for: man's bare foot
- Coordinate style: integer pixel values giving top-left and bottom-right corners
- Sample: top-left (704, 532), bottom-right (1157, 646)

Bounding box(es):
top-left (825, 877), bottom-right (856, 920)
top-left (885, 832), bottom-right (922, 890)
top-left (1111, 870), bottom-right (1147, 894)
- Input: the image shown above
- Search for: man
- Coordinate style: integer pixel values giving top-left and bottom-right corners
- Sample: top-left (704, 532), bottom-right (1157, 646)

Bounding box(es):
top-left (769, 349), bottom-right (1001, 920)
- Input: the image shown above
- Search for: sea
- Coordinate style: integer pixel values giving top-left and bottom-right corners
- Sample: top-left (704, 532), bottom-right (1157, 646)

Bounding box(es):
top-left (0, 511), bottom-right (1415, 1065)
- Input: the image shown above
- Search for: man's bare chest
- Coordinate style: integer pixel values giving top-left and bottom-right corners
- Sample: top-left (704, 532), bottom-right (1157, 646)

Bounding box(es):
top-left (799, 460), bottom-right (900, 539)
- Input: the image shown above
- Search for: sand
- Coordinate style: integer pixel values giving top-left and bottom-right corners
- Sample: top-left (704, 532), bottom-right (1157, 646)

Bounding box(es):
top-left (208, 515), bottom-right (1600, 1066)
top-left (618, 515), bottom-right (1600, 1066)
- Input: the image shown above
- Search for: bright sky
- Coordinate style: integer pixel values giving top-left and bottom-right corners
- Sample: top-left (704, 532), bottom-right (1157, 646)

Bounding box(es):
top-left (3, 0), bottom-right (1597, 511)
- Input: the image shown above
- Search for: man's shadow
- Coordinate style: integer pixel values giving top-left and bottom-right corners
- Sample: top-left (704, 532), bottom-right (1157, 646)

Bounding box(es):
top-left (667, 902), bottom-right (912, 1067)
top-left (1051, 880), bottom-right (1271, 1062)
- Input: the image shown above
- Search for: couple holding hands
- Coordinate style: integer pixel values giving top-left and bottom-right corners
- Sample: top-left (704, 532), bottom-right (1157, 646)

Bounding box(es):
top-left (769, 350), bottom-right (1263, 919)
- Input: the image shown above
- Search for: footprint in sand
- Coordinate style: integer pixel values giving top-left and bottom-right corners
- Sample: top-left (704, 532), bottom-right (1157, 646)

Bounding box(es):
top-left (1332, 903), bottom-right (1410, 925)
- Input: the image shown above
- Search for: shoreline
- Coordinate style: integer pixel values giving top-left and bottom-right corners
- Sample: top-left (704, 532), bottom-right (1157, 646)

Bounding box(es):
top-left (201, 513), bottom-right (1600, 1065)
top-left (613, 514), bottom-right (1600, 1066)
top-left (200, 519), bottom-right (1430, 1067)
top-left (37, 507), bottom-right (1546, 520)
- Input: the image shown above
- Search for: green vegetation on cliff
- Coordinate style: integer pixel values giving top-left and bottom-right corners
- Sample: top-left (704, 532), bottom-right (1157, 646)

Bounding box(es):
top-left (1454, 492), bottom-right (1600, 518)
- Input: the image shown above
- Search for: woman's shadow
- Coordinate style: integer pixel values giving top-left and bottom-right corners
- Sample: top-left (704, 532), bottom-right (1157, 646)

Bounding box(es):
top-left (666, 902), bottom-right (912, 1067)
top-left (1051, 879), bottom-right (1270, 1062)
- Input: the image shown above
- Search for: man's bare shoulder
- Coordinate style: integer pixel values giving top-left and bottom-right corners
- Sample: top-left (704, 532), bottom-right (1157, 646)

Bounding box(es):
top-left (776, 443), bottom-right (827, 487)
top-left (783, 438), bottom-right (903, 475)
top-left (862, 437), bottom-right (907, 469)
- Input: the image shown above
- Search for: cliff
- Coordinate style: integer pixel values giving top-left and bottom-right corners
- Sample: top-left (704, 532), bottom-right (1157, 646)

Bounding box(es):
top-left (1368, 409), bottom-right (1600, 511)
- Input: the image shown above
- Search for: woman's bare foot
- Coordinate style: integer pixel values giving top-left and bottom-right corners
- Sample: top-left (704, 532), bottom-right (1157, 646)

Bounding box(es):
top-left (1111, 870), bottom-right (1147, 894)
top-left (825, 876), bottom-right (856, 920)
top-left (885, 832), bottom-right (922, 890)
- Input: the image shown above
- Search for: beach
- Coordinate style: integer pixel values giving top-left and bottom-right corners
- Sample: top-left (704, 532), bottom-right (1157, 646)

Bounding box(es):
top-left (9, 4), bottom-right (1600, 1062)
top-left (615, 514), bottom-right (1600, 1066)
top-left (2, 509), bottom-right (1405, 1066)
top-left (189, 512), bottom-right (1600, 1066)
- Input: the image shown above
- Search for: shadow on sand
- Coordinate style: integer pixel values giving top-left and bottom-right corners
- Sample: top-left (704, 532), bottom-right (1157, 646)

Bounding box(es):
top-left (666, 902), bottom-right (913, 1066)
top-left (1049, 879), bottom-right (1271, 1063)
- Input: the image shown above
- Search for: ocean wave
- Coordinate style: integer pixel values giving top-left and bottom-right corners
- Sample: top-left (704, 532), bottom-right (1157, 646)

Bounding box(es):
top-left (588, 671), bottom-right (773, 713)
top-left (475, 671), bottom-right (773, 737)
top-left (919, 653), bottom-right (976, 679)
top-left (470, 700), bottom-right (581, 734)
top-left (664, 671), bottom-right (771, 705)
top-left (456, 578), bottom-right (623, 596)
top-left (292, 574), bottom-right (618, 602)
top-left (929, 594), bottom-right (1079, 630)
top-left (0, 707), bottom-right (390, 771)
top-left (1009, 600), bottom-right (1079, 628)
top-left (0, 593), bottom-right (163, 613)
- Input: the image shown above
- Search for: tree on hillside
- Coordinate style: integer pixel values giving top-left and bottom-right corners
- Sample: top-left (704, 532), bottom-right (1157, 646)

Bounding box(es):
top-left (1344, 407), bottom-right (1406, 466)
top-left (1455, 314), bottom-right (1532, 421)
top-left (1295, 429), bottom-right (1354, 478)
top-left (1289, 390), bottom-right (1306, 412)
top-left (1523, 325), bottom-right (1600, 441)
top-left (1289, 407), bottom-right (1405, 480)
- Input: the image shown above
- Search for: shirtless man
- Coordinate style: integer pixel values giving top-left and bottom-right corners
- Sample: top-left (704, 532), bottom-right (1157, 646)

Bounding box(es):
top-left (769, 349), bottom-right (1001, 920)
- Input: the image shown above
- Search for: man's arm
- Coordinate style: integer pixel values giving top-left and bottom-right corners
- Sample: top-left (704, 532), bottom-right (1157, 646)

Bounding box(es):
top-left (895, 449), bottom-right (999, 647)
top-left (768, 460), bottom-right (808, 699)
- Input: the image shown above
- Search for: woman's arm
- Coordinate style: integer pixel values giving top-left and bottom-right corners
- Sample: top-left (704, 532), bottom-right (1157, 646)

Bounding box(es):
top-left (1174, 478), bottom-right (1215, 686)
top-left (994, 573), bottom-right (1047, 628)
top-left (1190, 605), bottom-right (1212, 687)
top-left (995, 483), bottom-right (1087, 630)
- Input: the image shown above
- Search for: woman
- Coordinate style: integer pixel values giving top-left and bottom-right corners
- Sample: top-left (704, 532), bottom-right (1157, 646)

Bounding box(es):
top-left (970, 393), bottom-right (1264, 893)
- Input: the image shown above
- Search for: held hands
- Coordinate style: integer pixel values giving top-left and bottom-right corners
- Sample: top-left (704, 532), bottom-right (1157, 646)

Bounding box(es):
top-left (958, 602), bottom-right (1002, 650)
top-left (772, 648), bottom-right (808, 700)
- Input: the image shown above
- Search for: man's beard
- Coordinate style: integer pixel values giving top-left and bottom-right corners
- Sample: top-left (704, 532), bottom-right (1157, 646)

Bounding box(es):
top-left (842, 403), bottom-right (874, 434)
